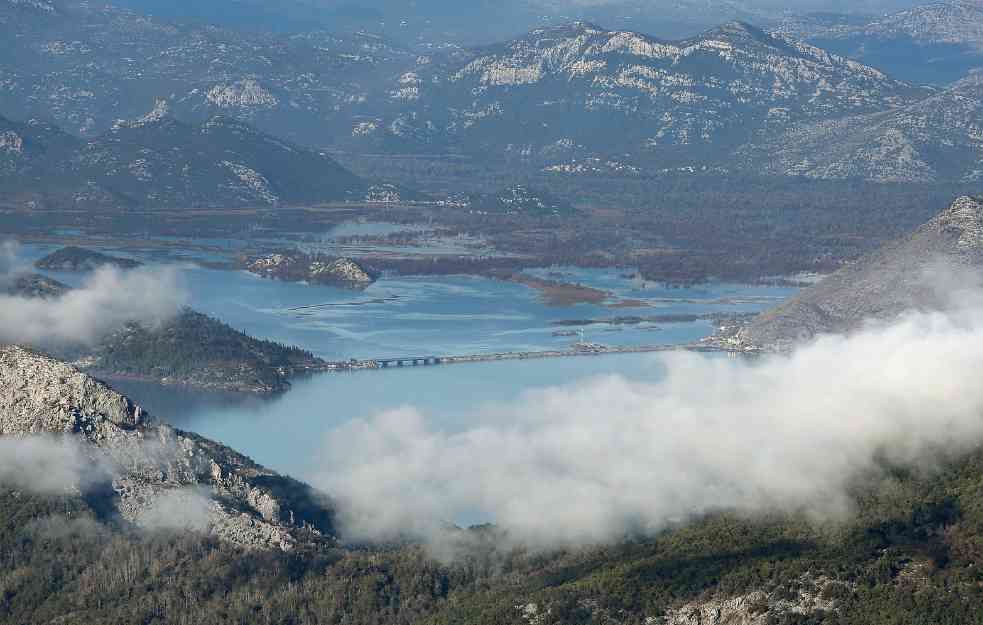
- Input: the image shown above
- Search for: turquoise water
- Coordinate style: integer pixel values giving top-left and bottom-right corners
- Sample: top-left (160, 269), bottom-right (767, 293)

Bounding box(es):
top-left (14, 241), bottom-right (794, 482)
top-left (118, 353), bottom-right (676, 480)
top-left (20, 243), bottom-right (795, 361)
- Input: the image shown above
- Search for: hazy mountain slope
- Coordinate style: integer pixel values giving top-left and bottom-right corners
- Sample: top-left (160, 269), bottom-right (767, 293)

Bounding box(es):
top-left (355, 21), bottom-right (924, 167)
top-left (0, 114), bottom-right (79, 179)
top-left (739, 195), bottom-right (983, 349)
top-left (0, 110), bottom-right (369, 208)
top-left (0, 0), bottom-right (414, 142)
top-left (0, 345), bottom-right (335, 550)
top-left (76, 111), bottom-right (368, 206)
top-left (746, 71), bottom-right (983, 182)
top-left (803, 1), bottom-right (983, 85)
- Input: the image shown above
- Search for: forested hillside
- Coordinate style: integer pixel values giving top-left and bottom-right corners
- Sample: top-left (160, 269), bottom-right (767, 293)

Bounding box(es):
top-left (4, 446), bottom-right (983, 624)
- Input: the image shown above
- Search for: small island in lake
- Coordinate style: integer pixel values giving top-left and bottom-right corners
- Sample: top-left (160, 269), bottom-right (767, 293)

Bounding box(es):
top-left (35, 246), bottom-right (143, 271)
top-left (82, 308), bottom-right (326, 393)
top-left (245, 252), bottom-right (379, 289)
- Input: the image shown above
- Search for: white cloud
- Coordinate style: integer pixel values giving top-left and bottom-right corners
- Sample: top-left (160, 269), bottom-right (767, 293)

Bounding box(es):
top-left (0, 436), bottom-right (108, 494)
top-left (316, 281), bottom-right (983, 549)
top-left (0, 262), bottom-right (188, 347)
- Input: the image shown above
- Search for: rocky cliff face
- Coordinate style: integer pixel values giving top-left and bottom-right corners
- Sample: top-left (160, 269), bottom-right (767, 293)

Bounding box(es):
top-left (738, 195), bottom-right (983, 350)
top-left (0, 345), bottom-right (336, 550)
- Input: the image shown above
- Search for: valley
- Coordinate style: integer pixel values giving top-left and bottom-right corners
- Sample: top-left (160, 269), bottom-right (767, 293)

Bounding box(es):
top-left (5, 0), bottom-right (983, 623)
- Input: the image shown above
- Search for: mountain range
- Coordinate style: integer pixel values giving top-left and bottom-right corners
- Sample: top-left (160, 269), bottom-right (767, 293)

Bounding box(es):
top-left (353, 20), bottom-right (926, 170)
top-left (90, 0), bottom-right (927, 44)
top-left (0, 0), bottom-right (412, 142)
top-left (5, 0), bottom-right (983, 194)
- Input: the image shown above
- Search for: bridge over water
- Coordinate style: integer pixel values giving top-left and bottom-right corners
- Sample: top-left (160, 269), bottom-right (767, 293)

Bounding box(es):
top-left (312, 343), bottom-right (736, 373)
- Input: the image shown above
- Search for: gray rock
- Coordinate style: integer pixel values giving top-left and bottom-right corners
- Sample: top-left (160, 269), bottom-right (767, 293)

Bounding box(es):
top-left (0, 345), bottom-right (335, 551)
top-left (246, 252), bottom-right (378, 289)
top-left (658, 575), bottom-right (848, 625)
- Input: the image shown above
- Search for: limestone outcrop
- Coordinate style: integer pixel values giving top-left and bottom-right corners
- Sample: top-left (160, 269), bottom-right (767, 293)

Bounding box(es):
top-left (0, 345), bottom-right (335, 551)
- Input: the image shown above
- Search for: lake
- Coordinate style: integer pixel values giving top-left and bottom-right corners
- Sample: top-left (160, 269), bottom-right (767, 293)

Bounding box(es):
top-left (15, 240), bottom-right (797, 483)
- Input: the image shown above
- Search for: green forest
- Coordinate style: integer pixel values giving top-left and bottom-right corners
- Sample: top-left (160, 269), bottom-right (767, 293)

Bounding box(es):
top-left (6, 447), bottom-right (983, 624)
top-left (90, 309), bottom-right (322, 392)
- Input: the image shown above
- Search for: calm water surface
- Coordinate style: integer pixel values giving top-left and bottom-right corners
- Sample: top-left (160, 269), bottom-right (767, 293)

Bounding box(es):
top-left (16, 240), bottom-right (795, 482)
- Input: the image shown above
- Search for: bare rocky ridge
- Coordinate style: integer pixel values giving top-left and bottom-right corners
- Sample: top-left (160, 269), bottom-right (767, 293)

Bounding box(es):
top-left (360, 20), bottom-right (924, 167)
top-left (0, 344), bottom-right (336, 550)
top-left (737, 195), bottom-right (983, 350)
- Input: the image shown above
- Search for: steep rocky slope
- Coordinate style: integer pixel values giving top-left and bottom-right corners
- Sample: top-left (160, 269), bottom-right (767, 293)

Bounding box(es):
top-left (0, 345), bottom-right (335, 550)
top-left (355, 20), bottom-right (924, 167)
top-left (745, 71), bottom-right (983, 182)
top-left (738, 195), bottom-right (983, 349)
